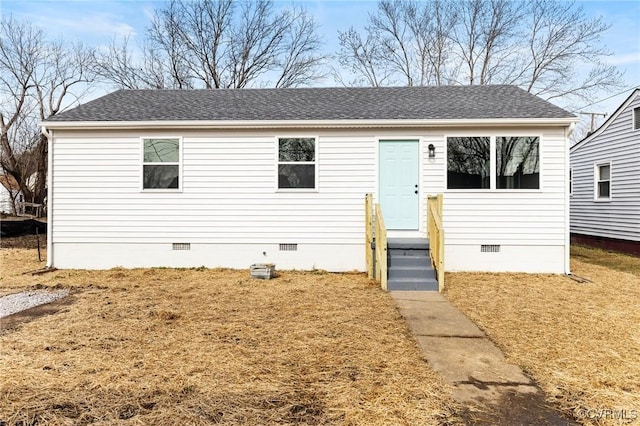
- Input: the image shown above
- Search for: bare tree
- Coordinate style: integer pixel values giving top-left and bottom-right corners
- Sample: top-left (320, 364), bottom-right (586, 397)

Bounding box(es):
top-left (337, 0), bottom-right (457, 87)
top-left (0, 15), bottom-right (94, 212)
top-left (97, 0), bottom-right (326, 90)
top-left (336, 0), bottom-right (623, 105)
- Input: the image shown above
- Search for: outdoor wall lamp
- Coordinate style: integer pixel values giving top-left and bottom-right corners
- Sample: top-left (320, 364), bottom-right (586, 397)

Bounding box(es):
top-left (428, 143), bottom-right (436, 158)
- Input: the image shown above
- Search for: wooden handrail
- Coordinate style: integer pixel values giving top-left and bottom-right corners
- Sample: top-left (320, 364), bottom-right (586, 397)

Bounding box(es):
top-left (375, 203), bottom-right (388, 290)
top-left (427, 194), bottom-right (445, 292)
top-left (365, 194), bottom-right (374, 279)
top-left (365, 193), bottom-right (388, 289)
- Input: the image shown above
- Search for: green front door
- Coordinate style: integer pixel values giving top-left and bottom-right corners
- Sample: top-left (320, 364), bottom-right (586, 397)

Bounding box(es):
top-left (379, 140), bottom-right (420, 230)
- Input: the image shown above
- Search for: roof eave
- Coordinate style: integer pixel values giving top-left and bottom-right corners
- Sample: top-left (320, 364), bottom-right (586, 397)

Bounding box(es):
top-left (42, 117), bottom-right (578, 130)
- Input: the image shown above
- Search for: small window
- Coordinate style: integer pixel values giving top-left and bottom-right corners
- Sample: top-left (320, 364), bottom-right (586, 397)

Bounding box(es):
top-left (595, 163), bottom-right (611, 199)
top-left (634, 107), bottom-right (640, 130)
top-left (569, 167), bottom-right (573, 196)
top-left (447, 137), bottom-right (490, 189)
top-left (143, 138), bottom-right (180, 189)
top-left (496, 137), bottom-right (539, 189)
top-left (278, 138), bottom-right (316, 189)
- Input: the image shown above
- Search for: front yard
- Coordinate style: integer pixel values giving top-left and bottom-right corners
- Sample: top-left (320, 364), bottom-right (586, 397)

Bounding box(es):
top-left (0, 248), bottom-right (455, 425)
top-left (446, 246), bottom-right (640, 424)
top-left (2, 244), bottom-right (639, 425)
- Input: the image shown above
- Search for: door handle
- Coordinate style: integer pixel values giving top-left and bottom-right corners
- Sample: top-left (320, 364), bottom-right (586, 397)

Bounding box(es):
top-left (414, 190), bottom-right (418, 194)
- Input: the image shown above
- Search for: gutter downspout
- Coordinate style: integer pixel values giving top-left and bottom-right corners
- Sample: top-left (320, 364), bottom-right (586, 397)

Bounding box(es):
top-left (564, 122), bottom-right (576, 275)
top-left (42, 125), bottom-right (53, 268)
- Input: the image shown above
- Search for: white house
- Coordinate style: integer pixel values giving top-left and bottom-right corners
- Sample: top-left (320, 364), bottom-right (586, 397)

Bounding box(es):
top-left (42, 86), bottom-right (576, 274)
top-left (570, 88), bottom-right (640, 255)
top-left (0, 174), bottom-right (20, 214)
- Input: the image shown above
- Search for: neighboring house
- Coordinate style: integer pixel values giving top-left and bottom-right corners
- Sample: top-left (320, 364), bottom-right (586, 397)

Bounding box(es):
top-left (0, 174), bottom-right (21, 214)
top-left (42, 86), bottom-right (576, 273)
top-left (570, 88), bottom-right (640, 255)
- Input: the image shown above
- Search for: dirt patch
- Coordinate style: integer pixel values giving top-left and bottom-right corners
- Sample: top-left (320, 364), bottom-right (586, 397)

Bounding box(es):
top-left (458, 388), bottom-right (578, 425)
top-left (0, 234), bottom-right (45, 249)
top-left (0, 295), bottom-right (76, 335)
top-left (445, 257), bottom-right (640, 425)
top-left (0, 248), bottom-right (458, 425)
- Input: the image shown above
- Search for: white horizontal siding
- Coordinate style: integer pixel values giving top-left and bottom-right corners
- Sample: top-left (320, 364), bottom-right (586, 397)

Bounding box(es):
top-left (442, 129), bottom-right (568, 247)
top-left (570, 93), bottom-right (640, 241)
top-left (52, 131), bottom-right (376, 246)
top-left (51, 125), bottom-right (570, 272)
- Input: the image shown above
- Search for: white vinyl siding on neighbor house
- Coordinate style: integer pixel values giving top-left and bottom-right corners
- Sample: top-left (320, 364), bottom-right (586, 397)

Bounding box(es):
top-left (570, 91), bottom-right (640, 242)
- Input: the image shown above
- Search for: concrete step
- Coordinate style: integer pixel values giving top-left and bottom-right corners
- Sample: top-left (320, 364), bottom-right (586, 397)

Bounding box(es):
top-left (388, 254), bottom-right (432, 267)
top-left (388, 248), bottom-right (430, 258)
top-left (388, 238), bottom-right (429, 250)
top-left (387, 278), bottom-right (439, 291)
top-left (388, 266), bottom-right (436, 280)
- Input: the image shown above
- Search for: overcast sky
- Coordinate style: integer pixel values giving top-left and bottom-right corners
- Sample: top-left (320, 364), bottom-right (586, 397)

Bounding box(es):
top-left (1, 0), bottom-right (639, 122)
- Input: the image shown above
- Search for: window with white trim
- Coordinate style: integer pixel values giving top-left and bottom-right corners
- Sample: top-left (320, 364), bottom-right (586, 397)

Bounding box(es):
top-left (595, 163), bottom-right (611, 199)
top-left (496, 136), bottom-right (540, 189)
top-left (446, 135), bottom-right (540, 190)
top-left (634, 107), bottom-right (640, 130)
top-left (143, 138), bottom-right (180, 189)
top-left (278, 138), bottom-right (316, 189)
top-left (447, 137), bottom-right (490, 189)
top-left (569, 167), bottom-right (573, 196)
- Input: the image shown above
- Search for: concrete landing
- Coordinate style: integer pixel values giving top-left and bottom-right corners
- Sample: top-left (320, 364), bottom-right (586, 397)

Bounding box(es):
top-left (391, 291), bottom-right (577, 425)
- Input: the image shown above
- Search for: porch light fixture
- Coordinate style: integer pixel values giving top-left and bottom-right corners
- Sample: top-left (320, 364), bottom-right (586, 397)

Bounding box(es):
top-left (428, 143), bottom-right (436, 158)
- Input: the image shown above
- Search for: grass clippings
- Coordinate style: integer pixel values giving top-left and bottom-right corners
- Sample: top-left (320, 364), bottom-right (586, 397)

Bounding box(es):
top-left (445, 253), bottom-right (640, 425)
top-left (0, 248), bottom-right (456, 425)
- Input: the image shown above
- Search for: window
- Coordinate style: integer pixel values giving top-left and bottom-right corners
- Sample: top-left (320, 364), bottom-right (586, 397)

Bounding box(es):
top-left (278, 137), bottom-right (316, 189)
top-left (447, 137), bottom-right (490, 189)
top-left (143, 138), bottom-right (180, 189)
top-left (496, 136), bottom-right (539, 189)
top-left (569, 167), bottom-right (573, 196)
top-left (595, 163), bottom-right (611, 199)
top-left (634, 107), bottom-right (640, 130)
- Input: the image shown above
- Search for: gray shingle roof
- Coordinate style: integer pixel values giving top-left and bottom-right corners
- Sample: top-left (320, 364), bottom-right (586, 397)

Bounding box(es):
top-left (45, 85), bottom-right (574, 122)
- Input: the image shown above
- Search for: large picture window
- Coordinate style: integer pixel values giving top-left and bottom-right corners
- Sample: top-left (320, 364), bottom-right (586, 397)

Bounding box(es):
top-left (447, 137), bottom-right (490, 189)
top-left (496, 136), bottom-right (540, 189)
top-left (143, 138), bottom-right (180, 189)
top-left (278, 138), bottom-right (316, 189)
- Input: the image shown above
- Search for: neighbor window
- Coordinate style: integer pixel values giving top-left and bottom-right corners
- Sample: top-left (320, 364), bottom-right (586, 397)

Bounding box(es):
top-left (143, 138), bottom-right (180, 189)
top-left (634, 107), bottom-right (640, 130)
top-left (278, 137), bottom-right (316, 189)
top-left (496, 136), bottom-right (540, 189)
top-left (447, 137), bottom-right (490, 189)
top-left (569, 167), bottom-right (573, 196)
top-left (595, 163), bottom-right (611, 199)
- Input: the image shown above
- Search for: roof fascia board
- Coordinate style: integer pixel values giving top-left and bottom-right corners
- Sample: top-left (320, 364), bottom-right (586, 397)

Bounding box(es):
top-left (570, 88), bottom-right (640, 153)
top-left (42, 117), bottom-right (577, 130)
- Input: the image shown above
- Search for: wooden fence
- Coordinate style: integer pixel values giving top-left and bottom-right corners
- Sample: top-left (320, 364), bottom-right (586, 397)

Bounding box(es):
top-left (427, 194), bottom-right (445, 291)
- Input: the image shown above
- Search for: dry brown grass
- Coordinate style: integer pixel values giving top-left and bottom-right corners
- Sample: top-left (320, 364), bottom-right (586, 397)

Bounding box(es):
top-left (445, 257), bottom-right (640, 425)
top-left (571, 245), bottom-right (640, 276)
top-left (0, 248), bottom-right (456, 425)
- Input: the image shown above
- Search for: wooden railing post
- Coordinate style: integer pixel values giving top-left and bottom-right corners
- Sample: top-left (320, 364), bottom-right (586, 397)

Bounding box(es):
top-left (427, 194), bottom-right (445, 292)
top-left (375, 204), bottom-right (388, 290)
top-left (365, 194), bottom-right (374, 279)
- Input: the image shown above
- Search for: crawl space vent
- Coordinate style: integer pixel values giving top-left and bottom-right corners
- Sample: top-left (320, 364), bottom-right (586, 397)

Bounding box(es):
top-left (172, 243), bottom-right (191, 251)
top-left (279, 243), bottom-right (298, 251)
top-left (481, 244), bottom-right (500, 253)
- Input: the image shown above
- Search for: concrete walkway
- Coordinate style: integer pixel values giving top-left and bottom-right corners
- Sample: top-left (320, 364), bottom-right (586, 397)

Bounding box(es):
top-left (391, 291), bottom-right (577, 425)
